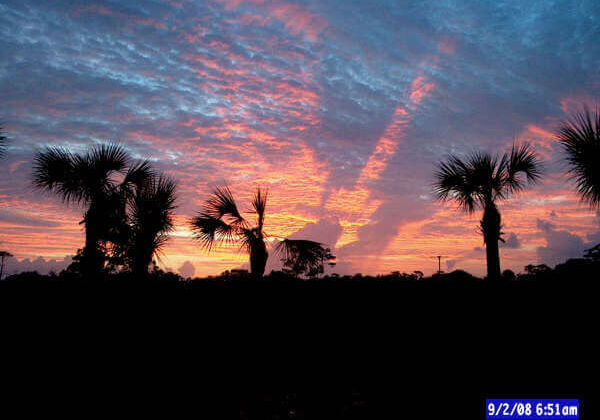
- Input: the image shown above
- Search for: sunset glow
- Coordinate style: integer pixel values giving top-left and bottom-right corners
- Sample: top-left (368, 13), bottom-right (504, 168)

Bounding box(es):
top-left (1, 0), bottom-right (599, 277)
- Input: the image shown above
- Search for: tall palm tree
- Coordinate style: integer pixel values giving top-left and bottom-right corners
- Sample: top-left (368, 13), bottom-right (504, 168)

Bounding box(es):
top-left (121, 174), bottom-right (177, 277)
top-left (556, 107), bottom-right (600, 208)
top-left (190, 186), bottom-right (333, 279)
top-left (32, 144), bottom-right (152, 277)
top-left (434, 144), bottom-right (541, 281)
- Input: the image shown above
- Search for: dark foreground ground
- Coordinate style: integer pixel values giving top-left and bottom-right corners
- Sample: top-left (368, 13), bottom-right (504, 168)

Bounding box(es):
top-left (0, 270), bottom-right (594, 419)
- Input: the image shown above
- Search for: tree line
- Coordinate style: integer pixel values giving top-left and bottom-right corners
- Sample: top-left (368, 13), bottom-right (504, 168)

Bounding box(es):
top-left (0, 107), bottom-right (599, 281)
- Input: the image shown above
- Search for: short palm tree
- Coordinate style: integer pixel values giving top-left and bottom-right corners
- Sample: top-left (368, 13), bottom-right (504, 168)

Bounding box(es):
top-left (32, 144), bottom-right (152, 277)
top-left (190, 186), bottom-right (269, 278)
top-left (121, 174), bottom-right (177, 277)
top-left (434, 144), bottom-right (541, 281)
top-left (190, 186), bottom-right (332, 279)
top-left (556, 107), bottom-right (600, 208)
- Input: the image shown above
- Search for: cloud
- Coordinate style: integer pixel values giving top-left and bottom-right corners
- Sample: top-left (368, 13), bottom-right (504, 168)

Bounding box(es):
top-left (3, 255), bottom-right (73, 277)
top-left (536, 219), bottom-right (586, 267)
top-left (178, 260), bottom-right (195, 278)
top-left (500, 233), bottom-right (521, 249)
top-left (0, 209), bottom-right (61, 228)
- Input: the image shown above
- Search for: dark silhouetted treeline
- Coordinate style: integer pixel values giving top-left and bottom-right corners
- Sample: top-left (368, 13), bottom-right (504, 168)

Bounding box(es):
top-left (2, 254), bottom-right (598, 286)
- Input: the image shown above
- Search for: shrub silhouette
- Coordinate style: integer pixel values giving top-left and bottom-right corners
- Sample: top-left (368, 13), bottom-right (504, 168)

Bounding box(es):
top-left (277, 239), bottom-right (335, 278)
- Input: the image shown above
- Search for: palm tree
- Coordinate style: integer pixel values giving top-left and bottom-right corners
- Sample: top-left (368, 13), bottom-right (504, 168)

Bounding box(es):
top-left (32, 144), bottom-right (152, 277)
top-left (121, 174), bottom-right (177, 277)
top-left (190, 186), bottom-right (334, 279)
top-left (190, 186), bottom-right (268, 278)
top-left (434, 144), bottom-right (541, 281)
top-left (556, 107), bottom-right (600, 208)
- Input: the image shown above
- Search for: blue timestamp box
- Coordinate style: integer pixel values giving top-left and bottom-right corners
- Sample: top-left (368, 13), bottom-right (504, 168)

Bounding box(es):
top-left (486, 399), bottom-right (579, 419)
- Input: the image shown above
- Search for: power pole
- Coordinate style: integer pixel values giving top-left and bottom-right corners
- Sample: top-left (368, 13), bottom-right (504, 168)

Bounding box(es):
top-left (431, 255), bottom-right (447, 276)
top-left (0, 251), bottom-right (13, 280)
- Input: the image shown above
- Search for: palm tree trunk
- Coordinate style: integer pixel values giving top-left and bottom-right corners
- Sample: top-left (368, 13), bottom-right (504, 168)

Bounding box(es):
top-left (250, 239), bottom-right (268, 279)
top-left (482, 203), bottom-right (502, 281)
top-left (133, 248), bottom-right (152, 279)
top-left (82, 211), bottom-right (104, 279)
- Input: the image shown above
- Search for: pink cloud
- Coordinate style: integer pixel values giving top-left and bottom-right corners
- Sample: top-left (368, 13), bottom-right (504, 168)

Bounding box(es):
top-left (218, 0), bottom-right (328, 42)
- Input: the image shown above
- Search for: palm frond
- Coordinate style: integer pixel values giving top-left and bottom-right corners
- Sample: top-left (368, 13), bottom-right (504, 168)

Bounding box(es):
top-left (434, 155), bottom-right (477, 212)
top-left (190, 213), bottom-right (237, 251)
top-left (503, 143), bottom-right (542, 195)
top-left (466, 151), bottom-right (499, 202)
top-left (122, 159), bottom-right (155, 191)
top-left (557, 107), bottom-right (600, 207)
top-left (87, 143), bottom-right (129, 173)
top-left (204, 186), bottom-right (246, 225)
top-left (32, 147), bottom-right (88, 203)
top-left (275, 239), bottom-right (324, 260)
top-left (130, 175), bottom-right (177, 236)
top-left (251, 187), bottom-right (268, 232)
top-left (239, 227), bottom-right (259, 253)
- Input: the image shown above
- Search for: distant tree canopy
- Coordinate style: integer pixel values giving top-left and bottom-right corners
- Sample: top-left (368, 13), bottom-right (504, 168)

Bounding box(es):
top-left (584, 243), bottom-right (600, 262)
top-left (276, 239), bottom-right (336, 278)
top-left (523, 264), bottom-right (551, 276)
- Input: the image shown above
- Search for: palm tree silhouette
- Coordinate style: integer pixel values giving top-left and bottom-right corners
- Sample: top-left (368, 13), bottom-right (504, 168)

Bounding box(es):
top-left (434, 144), bottom-right (541, 281)
top-left (190, 186), bottom-right (269, 278)
top-left (556, 107), bottom-right (600, 208)
top-left (191, 186), bottom-right (333, 279)
top-left (121, 174), bottom-right (177, 277)
top-left (32, 144), bottom-right (152, 277)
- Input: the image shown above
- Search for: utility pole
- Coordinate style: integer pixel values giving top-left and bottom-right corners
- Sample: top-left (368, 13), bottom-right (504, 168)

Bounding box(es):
top-left (0, 251), bottom-right (13, 280)
top-left (431, 255), bottom-right (447, 276)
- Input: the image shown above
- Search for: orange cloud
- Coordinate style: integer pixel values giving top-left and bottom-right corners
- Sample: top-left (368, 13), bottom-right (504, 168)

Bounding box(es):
top-left (409, 76), bottom-right (436, 105)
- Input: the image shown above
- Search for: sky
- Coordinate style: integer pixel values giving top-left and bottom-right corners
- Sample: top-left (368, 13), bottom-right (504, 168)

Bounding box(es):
top-left (1, 0), bottom-right (600, 278)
